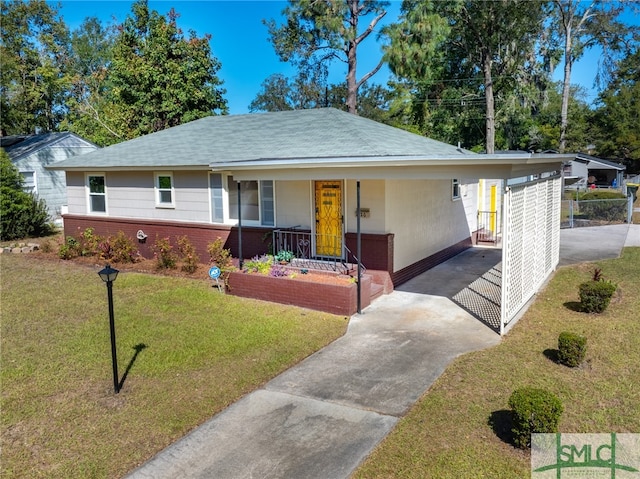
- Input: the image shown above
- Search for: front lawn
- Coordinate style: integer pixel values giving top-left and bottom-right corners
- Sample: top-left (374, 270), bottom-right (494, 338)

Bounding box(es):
top-left (354, 248), bottom-right (640, 478)
top-left (0, 253), bottom-right (348, 478)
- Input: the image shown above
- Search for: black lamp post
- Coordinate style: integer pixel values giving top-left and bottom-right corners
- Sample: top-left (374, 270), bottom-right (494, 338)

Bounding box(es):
top-left (98, 264), bottom-right (120, 394)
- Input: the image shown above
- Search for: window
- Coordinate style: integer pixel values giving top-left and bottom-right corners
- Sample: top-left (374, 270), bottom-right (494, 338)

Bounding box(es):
top-left (209, 173), bottom-right (274, 226)
top-left (20, 171), bottom-right (36, 194)
top-left (228, 176), bottom-right (259, 221)
top-left (452, 178), bottom-right (460, 200)
top-left (88, 174), bottom-right (106, 213)
top-left (155, 172), bottom-right (174, 207)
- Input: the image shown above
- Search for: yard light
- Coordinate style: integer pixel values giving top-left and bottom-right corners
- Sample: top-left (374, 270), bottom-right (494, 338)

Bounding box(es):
top-left (98, 264), bottom-right (120, 394)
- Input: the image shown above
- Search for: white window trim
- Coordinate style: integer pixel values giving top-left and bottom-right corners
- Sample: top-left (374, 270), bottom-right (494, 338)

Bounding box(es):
top-left (452, 178), bottom-right (461, 201)
top-left (154, 172), bottom-right (175, 208)
top-left (20, 170), bottom-right (37, 194)
top-left (209, 173), bottom-right (275, 226)
top-left (86, 172), bottom-right (107, 215)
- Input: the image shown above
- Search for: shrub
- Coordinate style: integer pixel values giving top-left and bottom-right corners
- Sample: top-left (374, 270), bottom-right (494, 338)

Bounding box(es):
top-left (110, 231), bottom-right (139, 263)
top-left (0, 151), bottom-right (54, 240)
top-left (207, 237), bottom-right (233, 269)
top-left (244, 254), bottom-right (272, 274)
top-left (58, 236), bottom-right (80, 260)
top-left (558, 332), bottom-right (587, 367)
top-left (577, 191), bottom-right (627, 222)
top-left (579, 270), bottom-right (617, 313)
top-left (151, 236), bottom-right (177, 270)
top-left (177, 235), bottom-right (199, 273)
top-left (78, 227), bottom-right (103, 257)
top-left (508, 388), bottom-right (563, 449)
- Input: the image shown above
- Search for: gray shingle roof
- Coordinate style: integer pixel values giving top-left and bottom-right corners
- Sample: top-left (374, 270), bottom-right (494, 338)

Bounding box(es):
top-left (3, 132), bottom-right (96, 162)
top-left (50, 108), bottom-right (475, 170)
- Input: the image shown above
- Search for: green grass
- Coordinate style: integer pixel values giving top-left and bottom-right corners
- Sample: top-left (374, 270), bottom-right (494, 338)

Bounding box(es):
top-left (354, 248), bottom-right (640, 479)
top-left (0, 254), bottom-right (348, 478)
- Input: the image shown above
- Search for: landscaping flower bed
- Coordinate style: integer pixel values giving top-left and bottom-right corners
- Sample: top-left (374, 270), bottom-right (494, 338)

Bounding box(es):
top-left (226, 255), bottom-right (373, 315)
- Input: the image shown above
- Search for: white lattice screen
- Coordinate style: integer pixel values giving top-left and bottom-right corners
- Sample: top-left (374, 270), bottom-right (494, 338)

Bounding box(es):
top-left (500, 176), bottom-right (561, 334)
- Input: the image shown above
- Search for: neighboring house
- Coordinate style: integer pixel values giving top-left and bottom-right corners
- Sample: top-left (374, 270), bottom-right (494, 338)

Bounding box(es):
top-left (50, 108), bottom-right (572, 332)
top-left (563, 153), bottom-right (626, 190)
top-left (2, 132), bottom-right (99, 222)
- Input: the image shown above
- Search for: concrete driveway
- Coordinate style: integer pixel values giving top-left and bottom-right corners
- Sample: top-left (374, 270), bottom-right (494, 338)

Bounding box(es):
top-left (126, 270), bottom-right (499, 479)
top-left (125, 224), bottom-right (638, 479)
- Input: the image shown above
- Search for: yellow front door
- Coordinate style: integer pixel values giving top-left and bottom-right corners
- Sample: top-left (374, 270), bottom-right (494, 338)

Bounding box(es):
top-left (315, 181), bottom-right (342, 257)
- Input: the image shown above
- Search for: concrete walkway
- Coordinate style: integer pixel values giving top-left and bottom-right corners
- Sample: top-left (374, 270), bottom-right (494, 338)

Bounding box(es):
top-left (125, 259), bottom-right (501, 478)
top-left (125, 224), bottom-right (639, 479)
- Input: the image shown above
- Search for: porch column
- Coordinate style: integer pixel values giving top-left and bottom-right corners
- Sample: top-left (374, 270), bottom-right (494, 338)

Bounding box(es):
top-left (357, 180), bottom-right (362, 314)
top-left (237, 181), bottom-right (243, 269)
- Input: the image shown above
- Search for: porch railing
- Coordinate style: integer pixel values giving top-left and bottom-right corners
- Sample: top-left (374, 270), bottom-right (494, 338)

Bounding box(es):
top-left (477, 210), bottom-right (500, 244)
top-left (272, 227), bottom-right (364, 273)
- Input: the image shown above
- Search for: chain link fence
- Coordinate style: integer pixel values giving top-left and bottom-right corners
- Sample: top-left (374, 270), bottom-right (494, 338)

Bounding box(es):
top-left (561, 196), bottom-right (633, 228)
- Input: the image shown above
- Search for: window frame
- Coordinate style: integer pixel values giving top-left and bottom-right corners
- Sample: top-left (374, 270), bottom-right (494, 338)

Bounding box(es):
top-left (86, 173), bottom-right (107, 214)
top-left (154, 172), bottom-right (175, 208)
top-left (20, 170), bottom-right (36, 194)
top-left (209, 173), bottom-right (274, 226)
top-left (452, 178), bottom-right (461, 201)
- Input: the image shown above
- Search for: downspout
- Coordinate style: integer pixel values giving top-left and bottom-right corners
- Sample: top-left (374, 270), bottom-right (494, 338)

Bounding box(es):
top-left (237, 182), bottom-right (243, 270)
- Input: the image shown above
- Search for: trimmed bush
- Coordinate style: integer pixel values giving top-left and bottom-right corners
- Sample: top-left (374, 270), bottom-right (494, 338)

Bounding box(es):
top-left (151, 236), bottom-right (177, 270)
top-left (558, 332), bottom-right (587, 367)
top-left (508, 388), bottom-right (563, 449)
top-left (177, 235), bottom-right (199, 273)
top-left (110, 231), bottom-right (139, 263)
top-left (579, 280), bottom-right (617, 313)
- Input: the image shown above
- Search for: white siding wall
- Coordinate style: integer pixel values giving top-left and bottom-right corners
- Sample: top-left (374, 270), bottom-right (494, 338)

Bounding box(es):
top-left (65, 171), bottom-right (86, 215)
top-left (385, 179), bottom-right (471, 271)
top-left (345, 179), bottom-right (386, 234)
top-left (15, 144), bottom-right (96, 218)
top-left (275, 180), bottom-right (312, 229)
top-left (460, 180), bottom-right (479, 234)
top-left (65, 170), bottom-right (211, 222)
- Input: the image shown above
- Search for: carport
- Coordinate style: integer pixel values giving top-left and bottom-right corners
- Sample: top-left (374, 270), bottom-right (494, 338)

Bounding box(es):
top-left (222, 160), bottom-right (567, 335)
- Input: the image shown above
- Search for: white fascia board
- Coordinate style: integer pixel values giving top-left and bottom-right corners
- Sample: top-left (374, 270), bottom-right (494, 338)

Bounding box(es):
top-left (213, 154), bottom-right (569, 181)
top-left (210, 153), bottom-right (573, 171)
top-left (47, 165), bottom-right (211, 171)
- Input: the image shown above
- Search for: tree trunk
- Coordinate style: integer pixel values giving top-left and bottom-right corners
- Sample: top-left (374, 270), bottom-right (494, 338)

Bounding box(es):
top-left (346, 0), bottom-right (358, 115)
top-left (346, 39), bottom-right (358, 114)
top-left (482, 49), bottom-right (495, 154)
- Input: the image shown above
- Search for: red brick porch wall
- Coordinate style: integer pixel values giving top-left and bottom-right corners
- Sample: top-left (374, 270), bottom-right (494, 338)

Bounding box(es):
top-left (227, 271), bottom-right (372, 316)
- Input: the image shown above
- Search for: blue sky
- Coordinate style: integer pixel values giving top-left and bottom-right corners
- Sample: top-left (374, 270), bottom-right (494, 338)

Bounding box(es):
top-left (56, 1), bottom-right (637, 115)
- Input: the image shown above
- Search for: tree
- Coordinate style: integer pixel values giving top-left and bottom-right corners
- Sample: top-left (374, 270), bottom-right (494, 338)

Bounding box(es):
top-left (106, 0), bottom-right (227, 141)
top-left (249, 72), bottom-right (327, 112)
top-left (591, 48), bottom-right (640, 173)
top-left (60, 17), bottom-right (118, 145)
top-left (0, 150), bottom-right (52, 241)
top-left (265, 0), bottom-right (389, 114)
top-left (549, 0), bottom-right (637, 152)
top-left (0, 0), bottom-right (71, 135)
top-left (249, 72), bottom-right (396, 124)
top-left (386, 0), bottom-right (546, 153)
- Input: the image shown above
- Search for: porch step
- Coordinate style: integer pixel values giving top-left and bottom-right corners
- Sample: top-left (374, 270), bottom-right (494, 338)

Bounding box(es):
top-left (370, 282), bottom-right (385, 301)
